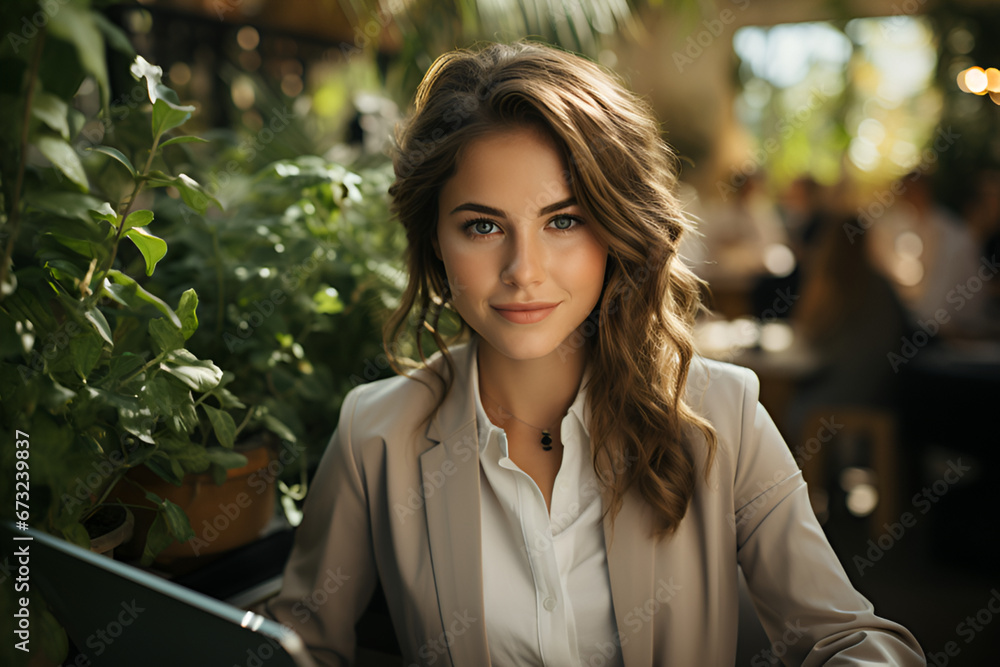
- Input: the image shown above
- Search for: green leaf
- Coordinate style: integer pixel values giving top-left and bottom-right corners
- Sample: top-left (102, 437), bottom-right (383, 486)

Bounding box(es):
top-left (202, 404), bottom-right (236, 449)
top-left (79, 433), bottom-right (105, 457)
top-left (209, 463), bottom-right (227, 486)
top-left (168, 458), bottom-right (184, 481)
top-left (103, 352), bottom-right (147, 385)
top-left (38, 378), bottom-right (77, 411)
top-left (87, 145), bottom-right (136, 177)
top-left (162, 498), bottom-right (195, 541)
top-left (160, 349), bottom-right (223, 391)
top-left (176, 289), bottom-right (199, 340)
top-left (122, 209), bottom-right (153, 233)
top-left (35, 37), bottom-right (86, 101)
top-left (48, 5), bottom-right (108, 107)
top-left (36, 135), bottom-right (88, 189)
top-left (104, 270), bottom-right (181, 327)
top-left (149, 317), bottom-right (184, 354)
top-left (90, 201), bottom-right (118, 226)
top-left (130, 56), bottom-right (163, 98)
top-left (32, 91), bottom-right (70, 140)
top-left (313, 285), bottom-right (344, 314)
top-left (93, 11), bottom-right (135, 58)
top-left (206, 447), bottom-right (248, 470)
top-left (45, 259), bottom-right (86, 283)
top-left (263, 413), bottom-right (297, 443)
top-left (130, 56), bottom-right (193, 111)
top-left (140, 374), bottom-right (198, 434)
top-left (124, 227), bottom-right (167, 276)
top-left (157, 436), bottom-right (211, 474)
top-left (23, 191), bottom-right (103, 222)
top-left (144, 455), bottom-right (183, 486)
top-left (159, 135), bottom-right (209, 148)
top-left (119, 402), bottom-right (155, 444)
top-left (141, 512), bottom-right (173, 566)
top-left (68, 332), bottom-right (104, 379)
top-left (139, 371), bottom-right (174, 407)
top-left (213, 386), bottom-right (246, 410)
top-left (68, 107), bottom-right (86, 139)
top-left (84, 308), bottom-right (113, 345)
top-left (145, 171), bottom-right (221, 214)
top-left (126, 443), bottom-right (156, 468)
top-left (129, 56), bottom-right (196, 139)
top-left (152, 98), bottom-right (192, 137)
top-left (85, 386), bottom-right (137, 411)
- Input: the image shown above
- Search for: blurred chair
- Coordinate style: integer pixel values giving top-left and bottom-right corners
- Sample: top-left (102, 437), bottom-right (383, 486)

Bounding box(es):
top-left (797, 408), bottom-right (900, 542)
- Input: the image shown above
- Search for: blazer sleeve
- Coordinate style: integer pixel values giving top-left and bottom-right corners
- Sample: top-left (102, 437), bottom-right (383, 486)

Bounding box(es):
top-left (730, 368), bottom-right (926, 666)
top-left (264, 386), bottom-right (378, 666)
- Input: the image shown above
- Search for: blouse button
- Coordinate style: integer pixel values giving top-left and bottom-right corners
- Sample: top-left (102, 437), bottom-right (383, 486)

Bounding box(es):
top-left (543, 597), bottom-right (557, 611)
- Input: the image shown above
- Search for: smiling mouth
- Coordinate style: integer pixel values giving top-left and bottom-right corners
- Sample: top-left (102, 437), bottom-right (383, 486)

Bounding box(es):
top-left (491, 303), bottom-right (559, 324)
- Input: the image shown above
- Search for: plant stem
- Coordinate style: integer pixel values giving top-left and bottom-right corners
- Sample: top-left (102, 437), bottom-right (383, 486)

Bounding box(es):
top-left (234, 403), bottom-right (257, 439)
top-left (90, 133), bottom-right (162, 301)
top-left (0, 30), bottom-right (46, 303)
top-left (123, 133), bottom-right (161, 220)
top-left (87, 469), bottom-right (129, 517)
top-left (118, 351), bottom-right (167, 387)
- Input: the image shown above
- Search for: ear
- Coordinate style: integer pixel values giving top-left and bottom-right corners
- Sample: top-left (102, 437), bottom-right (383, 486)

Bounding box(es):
top-left (431, 234), bottom-right (442, 261)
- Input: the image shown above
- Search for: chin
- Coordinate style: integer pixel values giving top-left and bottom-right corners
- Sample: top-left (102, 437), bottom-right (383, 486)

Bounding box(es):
top-left (479, 333), bottom-right (573, 363)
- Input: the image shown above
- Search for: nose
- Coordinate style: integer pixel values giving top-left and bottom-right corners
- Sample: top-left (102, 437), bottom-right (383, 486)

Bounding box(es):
top-left (500, 231), bottom-right (546, 288)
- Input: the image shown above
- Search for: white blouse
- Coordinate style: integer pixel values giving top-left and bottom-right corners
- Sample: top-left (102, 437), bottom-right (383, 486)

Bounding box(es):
top-left (473, 363), bottom-right (624, 666)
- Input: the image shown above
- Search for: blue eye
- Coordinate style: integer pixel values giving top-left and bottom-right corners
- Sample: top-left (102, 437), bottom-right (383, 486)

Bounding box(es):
top-left (465, 219), bottom-right (498, 235)
top-left (550, 215), bottom-right (580, 230)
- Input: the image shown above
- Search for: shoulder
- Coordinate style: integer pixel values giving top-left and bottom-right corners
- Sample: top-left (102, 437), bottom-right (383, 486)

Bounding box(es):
top-left (682, 356), bottom-right (772, 478)
top-left (683, 355), bottom-right (759, 427)
top-left (338, 342), bottom-right (473, 442)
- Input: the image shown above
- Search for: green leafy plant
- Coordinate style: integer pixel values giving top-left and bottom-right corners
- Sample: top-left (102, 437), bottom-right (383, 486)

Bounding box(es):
top-left (149, 154), bottom-right (407, 519)
top-left (0, 0), bottom-right (248, 573)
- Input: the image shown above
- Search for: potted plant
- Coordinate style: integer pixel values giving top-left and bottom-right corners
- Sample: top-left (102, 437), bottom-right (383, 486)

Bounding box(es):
top-left (147, 152), bottom-right (407, 522)
top-left (0, 1), bottom-right (252, 662)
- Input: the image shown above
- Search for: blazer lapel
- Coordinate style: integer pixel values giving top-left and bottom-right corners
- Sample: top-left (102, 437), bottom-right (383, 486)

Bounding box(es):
top-left (604, 490), bottom-right (656, 666)
top-left (419, 344), bottom-right (491, 666)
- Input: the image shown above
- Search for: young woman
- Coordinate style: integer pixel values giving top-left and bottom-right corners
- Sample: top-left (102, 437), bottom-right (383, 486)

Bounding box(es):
top-left (266, 41), bottom-right (924, 666)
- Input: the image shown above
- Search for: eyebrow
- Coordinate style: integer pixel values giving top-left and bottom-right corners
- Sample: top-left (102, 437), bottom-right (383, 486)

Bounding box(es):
top-left (449, 197), bottom-right (577, 218)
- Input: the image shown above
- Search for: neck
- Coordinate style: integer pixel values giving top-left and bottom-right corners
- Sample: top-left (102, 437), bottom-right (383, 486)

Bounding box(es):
top-left (476, 337), bottom-right (588, 429)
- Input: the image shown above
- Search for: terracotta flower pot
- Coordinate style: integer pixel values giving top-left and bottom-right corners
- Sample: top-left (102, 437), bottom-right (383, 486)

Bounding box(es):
top-left (112, 439), bottom-right (277, 569)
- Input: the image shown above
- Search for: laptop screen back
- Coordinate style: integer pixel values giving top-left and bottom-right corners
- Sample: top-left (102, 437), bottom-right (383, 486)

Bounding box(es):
top-left (2, 522), bottom-right (314, 667)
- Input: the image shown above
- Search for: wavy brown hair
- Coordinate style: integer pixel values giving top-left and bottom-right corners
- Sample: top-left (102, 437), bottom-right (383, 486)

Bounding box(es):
top-left (385, 41), bottom-right (717, 537)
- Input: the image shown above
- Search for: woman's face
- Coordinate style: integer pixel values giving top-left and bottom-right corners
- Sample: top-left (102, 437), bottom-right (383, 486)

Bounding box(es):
top-left (435, 126), bottom-right (608, 363)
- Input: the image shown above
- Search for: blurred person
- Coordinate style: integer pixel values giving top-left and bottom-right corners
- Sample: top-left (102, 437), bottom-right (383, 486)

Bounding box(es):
top-left (265, 41), bottom-right (924, 666)
top-left (788, 214), bottom-right (911, 437)
top-left (865, 171), bottom-right (984, 333)
top-left (696, 170), bottom-right (789, 283)
top-left (779, 175), bottom-right (828, 252)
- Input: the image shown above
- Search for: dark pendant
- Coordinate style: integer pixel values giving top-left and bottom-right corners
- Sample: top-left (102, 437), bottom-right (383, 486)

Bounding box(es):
top-left (541, 430), bottom-right (553, 451)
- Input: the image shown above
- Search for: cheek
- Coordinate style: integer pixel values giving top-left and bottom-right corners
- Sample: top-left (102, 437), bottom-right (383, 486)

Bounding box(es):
top-left (439, 245), bottom-right (492, 301)
top-left (565, 242), bottom-right (608, 297)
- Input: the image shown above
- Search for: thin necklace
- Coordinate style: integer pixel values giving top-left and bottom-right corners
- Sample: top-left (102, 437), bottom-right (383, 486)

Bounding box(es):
top-left (480, 391), bottom-right (560, 451)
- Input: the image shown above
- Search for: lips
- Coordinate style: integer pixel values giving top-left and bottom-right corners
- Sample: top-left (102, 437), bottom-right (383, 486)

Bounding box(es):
top-left (491, 302), bottom-right (559, 324)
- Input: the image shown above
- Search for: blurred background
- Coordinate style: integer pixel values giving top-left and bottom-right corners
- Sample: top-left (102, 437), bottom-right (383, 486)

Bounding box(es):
top-left (2, 0), bottom-right (999, 664)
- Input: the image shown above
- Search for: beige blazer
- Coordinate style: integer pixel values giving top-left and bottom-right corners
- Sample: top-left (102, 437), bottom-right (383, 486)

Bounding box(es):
top-left (266, 342), bottom-right (924, 666)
